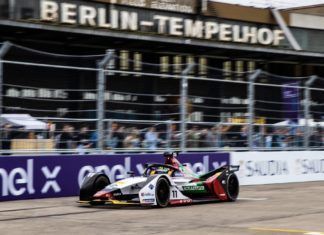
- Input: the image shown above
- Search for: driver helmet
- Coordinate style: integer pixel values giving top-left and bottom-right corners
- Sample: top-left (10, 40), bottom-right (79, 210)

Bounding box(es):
top-left (164, 152), bottom-right (179, 167)
top-left (163, 151), bottom-right (178, 158)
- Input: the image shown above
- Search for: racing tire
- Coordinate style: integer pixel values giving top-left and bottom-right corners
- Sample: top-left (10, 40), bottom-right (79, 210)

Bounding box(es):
top-left (225, 173), bottom-right (239, 202)
top-left (79, 173), bottom-right (110, 202)
top-left (155, 177), bottom-right (170, 208)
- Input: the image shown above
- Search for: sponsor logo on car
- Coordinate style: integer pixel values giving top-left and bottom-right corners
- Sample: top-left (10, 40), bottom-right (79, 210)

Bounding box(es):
top-left (141, 192), bottom-right (154, 197)
top-left (149, 184), bottom-right (154, 190)
top-left (143, 199), bottom-right (155, 203)
top-left (182, 185), bottom-right (205, 191)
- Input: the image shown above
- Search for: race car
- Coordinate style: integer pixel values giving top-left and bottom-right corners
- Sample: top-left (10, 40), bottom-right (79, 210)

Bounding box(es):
top-left (78, 152), bottom-right (239, 207)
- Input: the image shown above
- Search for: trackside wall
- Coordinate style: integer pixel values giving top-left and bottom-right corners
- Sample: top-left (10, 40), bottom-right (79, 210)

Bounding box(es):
top-left (0, 153), bottom-right (229, 201)
top-left (1, 151), bottom-right (324, 201)
top-left (231, 151), bottom-right (324, 185)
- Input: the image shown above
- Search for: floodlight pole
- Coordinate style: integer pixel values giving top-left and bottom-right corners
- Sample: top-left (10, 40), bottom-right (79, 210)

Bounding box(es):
top-left (0, 42), bottom-right (12, 150)
top-left (303, 75), bottom-right (317, 150)
top-left (97, 49), bottom-right (114, 151)
top-left (247, 69), bottom-right (262, 150)
top-left (180, 63), bottom-right (195, 153)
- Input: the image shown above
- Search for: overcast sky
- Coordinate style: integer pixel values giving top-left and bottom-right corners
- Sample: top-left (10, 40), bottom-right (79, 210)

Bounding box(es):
top-left (211, 0), bottom-right (324, 9)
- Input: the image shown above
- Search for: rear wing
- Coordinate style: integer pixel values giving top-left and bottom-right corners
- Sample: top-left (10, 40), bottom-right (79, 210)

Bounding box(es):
top-left (199, 165), bottom-right (240, 180)
top-left (229, 165), bottom-right (240, 172)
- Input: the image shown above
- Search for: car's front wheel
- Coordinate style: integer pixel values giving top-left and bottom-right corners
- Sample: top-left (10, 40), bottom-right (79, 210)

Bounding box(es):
top-left (155, 177), bottom-right (170, 207)
top-left (79, 173), bottom-right (110, 201)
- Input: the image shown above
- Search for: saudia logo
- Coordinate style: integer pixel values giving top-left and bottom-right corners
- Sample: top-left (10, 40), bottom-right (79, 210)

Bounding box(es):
top-left (245, 160), bottom-right (289, 177)
top-left (295, 159), bottom-right (324, 174)
top-left (0, 159), bottom-right (61, 197)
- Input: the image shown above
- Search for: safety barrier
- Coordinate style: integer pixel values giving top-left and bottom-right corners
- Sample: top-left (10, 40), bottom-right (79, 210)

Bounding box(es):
top-left (1, 151), bottom-right (323, 201)
top-left (0, 152), bottom-right (229, 201)
top-left (231, 151), bottom-right (324, 185)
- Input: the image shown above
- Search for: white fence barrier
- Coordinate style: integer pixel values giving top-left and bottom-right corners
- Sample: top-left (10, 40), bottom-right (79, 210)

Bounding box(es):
top-left (231, 151), bottom-right (324, 185)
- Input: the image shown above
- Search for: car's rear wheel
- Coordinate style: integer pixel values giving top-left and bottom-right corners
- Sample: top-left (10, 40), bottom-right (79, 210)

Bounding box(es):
top-left (155, 177), bottom-right (170, 208)
top-left (225, 173), bottom-right (239, 201)
top-left (226, 173), bottom-right (240, 202)
top-left (79, 173), bottom-right (110, 201)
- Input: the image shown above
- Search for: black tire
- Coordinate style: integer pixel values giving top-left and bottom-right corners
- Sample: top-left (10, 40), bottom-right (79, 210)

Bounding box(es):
top-left (225, 173), bottom-right (239, 202)
top-left (155, 177), bottom-right (170, 208)
top-left (79, 173), bottom-right (110, 201)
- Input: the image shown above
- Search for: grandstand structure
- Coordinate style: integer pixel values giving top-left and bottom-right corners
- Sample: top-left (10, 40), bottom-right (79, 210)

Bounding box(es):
top-left (0, 0), bottom-right (323, 154)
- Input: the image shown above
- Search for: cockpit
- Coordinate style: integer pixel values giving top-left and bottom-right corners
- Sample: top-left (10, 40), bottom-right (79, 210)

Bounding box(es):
top-left (143, 164), bottom-right (184, 177)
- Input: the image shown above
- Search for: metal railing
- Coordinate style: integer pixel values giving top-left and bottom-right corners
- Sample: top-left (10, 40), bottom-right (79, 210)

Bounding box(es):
top-left (0, 42), bottom-right (323, 155)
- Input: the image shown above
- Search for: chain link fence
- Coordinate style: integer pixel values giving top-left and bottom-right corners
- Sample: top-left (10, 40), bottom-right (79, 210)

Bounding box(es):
top-left (0, 41), bottom-right (323, 154)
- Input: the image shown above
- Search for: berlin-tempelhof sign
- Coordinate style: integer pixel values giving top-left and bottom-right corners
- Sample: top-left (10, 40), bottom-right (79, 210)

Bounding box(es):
top-left (38, 0), bottom-right (285, 46)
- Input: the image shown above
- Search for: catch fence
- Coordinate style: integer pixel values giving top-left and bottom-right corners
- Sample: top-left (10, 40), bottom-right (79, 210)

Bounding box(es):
top-left (0, 41), bottom-right (323, 154)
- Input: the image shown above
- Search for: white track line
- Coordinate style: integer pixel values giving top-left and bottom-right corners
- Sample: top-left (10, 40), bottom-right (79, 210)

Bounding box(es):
top-left (250, 227), bottom-right (324, 234)
top-left (238, 197), bottom-right (268, 201)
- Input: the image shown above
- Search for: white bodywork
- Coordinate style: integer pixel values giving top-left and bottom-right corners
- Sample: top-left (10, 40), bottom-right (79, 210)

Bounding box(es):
top-left (104, 174), bottom-right (191, 206)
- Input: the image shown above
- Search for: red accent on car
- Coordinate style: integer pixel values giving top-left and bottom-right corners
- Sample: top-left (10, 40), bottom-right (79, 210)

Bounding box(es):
top-left (204, 174), bottom-right (228, 201)
top-left (212, 179), bottom-right (228, 201)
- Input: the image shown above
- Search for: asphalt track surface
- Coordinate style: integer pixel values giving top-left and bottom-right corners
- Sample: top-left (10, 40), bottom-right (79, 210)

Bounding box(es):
top-left (1, 182), bottom-right (324, 235)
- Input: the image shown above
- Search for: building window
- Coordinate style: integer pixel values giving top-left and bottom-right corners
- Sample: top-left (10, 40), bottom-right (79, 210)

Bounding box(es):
top-left (189, 112), bottom-right (203, 122)
top-left (236, 60), bottom-right (243, 81)
top-left (134, 52), bottom-right (142, 77)
top-left (120, 50), bottom-right (129, 76)
top-left (220, 112), bottom-right (231, 122)
top-left (173, 56), bottom-right (182, 74)
top-left (199, 57), bottom-right (207, 77)
top-left (186, 56), bottom-right (195, 75)
top-left (160, 56), bottom-right (169, 74)
top-left (223, 61), bottom-right (232, 80)
top-left (248, 61), bottom-right (255, 72)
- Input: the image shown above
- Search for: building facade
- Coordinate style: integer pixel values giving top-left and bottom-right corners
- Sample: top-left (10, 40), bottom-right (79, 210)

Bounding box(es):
top-left (0, 0), bottom-right (323, 123)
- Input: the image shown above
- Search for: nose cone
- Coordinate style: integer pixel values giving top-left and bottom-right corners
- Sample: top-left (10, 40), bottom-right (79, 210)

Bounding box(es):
top-left (93, 191), bottom-right (112, 199)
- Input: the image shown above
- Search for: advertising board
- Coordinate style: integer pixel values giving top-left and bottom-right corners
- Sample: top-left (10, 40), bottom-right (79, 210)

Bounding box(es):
top-left (231, 151), bottom-right (324, 185)
top-left (0, 152), bottom-right (229, 201)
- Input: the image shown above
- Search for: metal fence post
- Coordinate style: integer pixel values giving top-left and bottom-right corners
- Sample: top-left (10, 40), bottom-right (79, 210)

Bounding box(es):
top-left (166, 120), bottom-right (172, 150)
top-left (304, 75), bottom-right (317, 150)
top-left (247, 69), bottom-right (262, 150)
top-left (97, 49), bottom-right (114, 151)
top-left (0, 42), bottom-right (12, 150)
top-left (180, 63), bottom-right (195, 152)
top-left (9, 0), bottom-right (16, 19)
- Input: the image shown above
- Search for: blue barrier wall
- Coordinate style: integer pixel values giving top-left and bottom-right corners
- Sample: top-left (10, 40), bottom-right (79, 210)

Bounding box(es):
top-left (0, 153), bottom-right (229, 201)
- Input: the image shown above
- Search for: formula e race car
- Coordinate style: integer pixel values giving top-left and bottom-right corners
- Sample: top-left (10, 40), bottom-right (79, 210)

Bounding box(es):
top-left (78, 152), bottom-right (239, 207)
